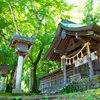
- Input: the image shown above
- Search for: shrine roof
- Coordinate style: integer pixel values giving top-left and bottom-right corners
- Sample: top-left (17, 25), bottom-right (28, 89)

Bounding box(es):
top-left (43, 19), bottom-right (100, 62)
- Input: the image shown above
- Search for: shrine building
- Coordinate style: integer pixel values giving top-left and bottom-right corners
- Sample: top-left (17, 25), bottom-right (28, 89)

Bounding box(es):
top-left (38, 19), bottom-right (100, 91)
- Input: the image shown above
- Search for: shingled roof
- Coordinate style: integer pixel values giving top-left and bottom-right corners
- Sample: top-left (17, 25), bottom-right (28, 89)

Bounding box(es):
top-left (43, 19), bottom-right (100, 62)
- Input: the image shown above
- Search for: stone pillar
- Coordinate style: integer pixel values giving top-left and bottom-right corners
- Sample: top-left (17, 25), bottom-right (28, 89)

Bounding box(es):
top-left (16, 56), bottom-right (23, 89)
top-left (12, 56), bottom-right (24, 93)
top-left (0, 77), bottom-right (5, 92)
top-left (86, 48), bottom-right (94, 77)
top-left (63, 59), bottom-right (67, 84)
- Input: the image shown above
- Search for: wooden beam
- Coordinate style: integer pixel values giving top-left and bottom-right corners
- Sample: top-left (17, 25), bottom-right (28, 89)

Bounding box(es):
top-left (54, 36), bottom-right (62, 50)
top-left (67, 49), bottom-right (80, 58)
top-left (90, 45), bottom-right (97, 50)
top-left (93, 68), bottom-right (100, 71)
top-left (71, 37), bottom-right (75, 44)
top-left (54, 49), bottom-right (64, 55)
top-left (67, 37), bottom-right (75, 48)
top-left (88, 68), bottom-right (100, 71)
top-left (77, 36), bottom-right (97, 44)
top-left (66, 31), bottom-right (88, 36)
top-left (65, 41), bottom-right (83, 53)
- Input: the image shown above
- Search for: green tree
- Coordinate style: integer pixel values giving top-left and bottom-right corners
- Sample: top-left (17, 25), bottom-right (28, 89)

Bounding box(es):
top-left (26, 0), bottom-right (72, 92)
top-left (77, 0), bottom-right (100, 25)
top-left (0, 0), bottom-right (73, 92)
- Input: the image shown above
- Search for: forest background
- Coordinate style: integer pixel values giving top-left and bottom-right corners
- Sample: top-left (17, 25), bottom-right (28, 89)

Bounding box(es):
top-left (0, 0), bottom-right (100, 93)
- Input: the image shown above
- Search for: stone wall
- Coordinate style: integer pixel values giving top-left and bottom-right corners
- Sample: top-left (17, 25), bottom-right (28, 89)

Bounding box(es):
top-left (60, 74), bottom-right (100, 93)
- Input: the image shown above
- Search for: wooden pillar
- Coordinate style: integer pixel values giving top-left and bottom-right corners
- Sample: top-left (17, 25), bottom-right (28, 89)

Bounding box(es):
top-left (99, 59), bottom-right (100, 67)
top-left (76, 67), bottom-right (79, 74)
top-left (62, 59), bottom-right (67, 84)
top-left (86, 63), bottom-right (89, 77)
top-left (43, 79), bottom-right (44, 89)
top-left (86, 48), bottom-right (94, 77)
top-left (50, 77), bottom-right (51, 87)
top-left (56, 75), bottom-right (58, 85)
top-left (95, 60), bottom-right (100, 74)
top-left (42, 80), bottom-right (44, 93)
top-left (73, 64), bottom-right (75, 75)
top-left (95, 60), bottom-right (99, 68)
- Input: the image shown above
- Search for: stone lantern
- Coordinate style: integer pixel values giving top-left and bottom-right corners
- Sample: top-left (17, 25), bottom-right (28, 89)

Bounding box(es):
top-left (0, 64), bottom-right (11, 92)
top-left (10, 34), bottom-right (35, 93)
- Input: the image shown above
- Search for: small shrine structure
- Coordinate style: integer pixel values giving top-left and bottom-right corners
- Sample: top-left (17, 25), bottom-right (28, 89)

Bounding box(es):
top-left (10, 34), bottom-right (35, 93)
top-left (39, 19), bottom-right (100, 91)
top-left (0, 64), bottom-right (11, 92)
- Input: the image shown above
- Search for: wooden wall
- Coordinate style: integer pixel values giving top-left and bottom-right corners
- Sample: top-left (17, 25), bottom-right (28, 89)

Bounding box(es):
top-left (40, 70), bottom-right (73, 90)
top-left (40, 59), bottom-right (100, 90)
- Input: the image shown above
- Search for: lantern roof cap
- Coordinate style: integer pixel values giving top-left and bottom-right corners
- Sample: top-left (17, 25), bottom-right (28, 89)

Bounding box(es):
top-left (0, 64), bottom-right (11, 71)
top-left (9, 34), bottom-right (35, 48)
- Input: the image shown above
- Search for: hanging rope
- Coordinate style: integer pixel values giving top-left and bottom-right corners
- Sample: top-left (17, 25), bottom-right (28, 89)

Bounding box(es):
top-left (61, 42), bottom-right (91, 70)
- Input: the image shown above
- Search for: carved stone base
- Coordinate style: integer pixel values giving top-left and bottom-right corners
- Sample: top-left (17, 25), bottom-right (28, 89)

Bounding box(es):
top-left (12, 89), bottom-right (24, 93)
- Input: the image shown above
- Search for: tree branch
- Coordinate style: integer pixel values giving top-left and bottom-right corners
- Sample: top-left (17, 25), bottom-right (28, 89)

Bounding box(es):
top-left (29, 55), bottom-right (34, 67)
top-left (33, 49), bottom-right (43, 67)
top-left (23, 45), bottom-right (33, 64)
top-left (10, 0), bottom-right (22, 5)
top-left (0, 33), bottom-right (10, 43)
top-left (31, 1), bottom-right (40, 22)
top-left (8, 3), bottom-right (19, 34)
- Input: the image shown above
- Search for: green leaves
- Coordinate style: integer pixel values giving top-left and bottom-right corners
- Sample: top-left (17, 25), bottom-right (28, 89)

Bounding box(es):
top-left (0, 0), bottom-right (73, 92)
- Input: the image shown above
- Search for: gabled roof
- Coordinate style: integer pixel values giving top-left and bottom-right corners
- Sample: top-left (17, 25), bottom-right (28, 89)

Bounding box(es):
top-left (43, 19), bottom-right (100, 62)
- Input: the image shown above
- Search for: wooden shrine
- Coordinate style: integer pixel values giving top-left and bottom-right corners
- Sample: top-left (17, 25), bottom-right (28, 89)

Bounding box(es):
top-left (39, 19), bottom-right (100, 91)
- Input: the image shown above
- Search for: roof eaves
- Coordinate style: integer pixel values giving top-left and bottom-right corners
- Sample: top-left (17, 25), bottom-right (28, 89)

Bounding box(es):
top-left (38, 68), bottom-right (61, 80)
top-left (43, 24), bottom-right (62, 60)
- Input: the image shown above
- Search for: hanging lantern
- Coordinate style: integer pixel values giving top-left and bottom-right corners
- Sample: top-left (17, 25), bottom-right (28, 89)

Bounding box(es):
top-left (66, 59), bottom-right (68, 65)
top-left (69, 59), bottom-right (71, 65)
top-left (73, 58), bottom-right (75, 64)
top-left (81, 51), bottom-right (84, 58)
top-left (77, 55), bottom-right (80, 61)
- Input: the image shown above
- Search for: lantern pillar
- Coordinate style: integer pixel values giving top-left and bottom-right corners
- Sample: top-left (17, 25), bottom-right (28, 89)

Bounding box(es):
top-left (0, 77), bottom-right (5, 92)
top-left (12, 55), bottom-right (24, 93)
top-left (16, 56), bottom-right (23, 89)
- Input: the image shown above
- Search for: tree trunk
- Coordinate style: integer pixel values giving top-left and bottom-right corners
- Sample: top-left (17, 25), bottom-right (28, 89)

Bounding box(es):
top-left (29, 67), bottom-right (33, 91)
top-left (32, 66), bottom-right (37, 92)
top-left (29, 49), bottom-right (43, 93)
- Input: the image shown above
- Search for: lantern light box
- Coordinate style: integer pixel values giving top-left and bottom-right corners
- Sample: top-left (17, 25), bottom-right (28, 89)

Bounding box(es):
top-left (0, 64), bottom-right (11, 77)
top-left (9, 34), bottom-right (35, 56)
